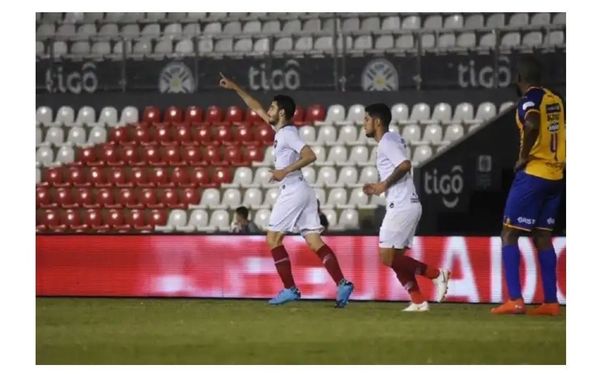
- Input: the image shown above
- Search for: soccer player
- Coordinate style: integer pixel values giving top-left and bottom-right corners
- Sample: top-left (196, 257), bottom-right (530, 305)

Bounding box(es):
top-left (218, 73), bottom-right (354, 307)
top-left (492, 56), bottom-right (566, 316)
top-left (362, 103), bottom-right (451, 312)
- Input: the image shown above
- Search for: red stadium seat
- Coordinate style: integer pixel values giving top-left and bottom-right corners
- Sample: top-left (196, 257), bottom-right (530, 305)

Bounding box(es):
top-left (185, 106), bottom-right (204, 125)
top-left (62, 209), bottom-right (87, 232)
top-left (174, 124), bottom-right (194, 145)
top-left (38, 209), bottom-right (65, 232)
top-left (149, 167), bottom-right (173, 187)
top-left (37, 186), bottom-right (56, 208)
top-left (231, 124), bottom-right (256, 145)
top-left (293, 106), bottom-right (305, 126)
top-left (305, 104), bottom-right (326, 124)
top-left (190, 167), bottom-right (215, 188)
top-left (203, 145), bottom-right (222, 165)
top-left (81, 208), bottom-right (109, 232)
top-left (76, 147), bottom-right (100, 166)
top-left (127, 209), bottom-right (152, 231)
top-left (55, 187), bottom-right (77, 208)
top-left (181, 188), bottom-right (201, 206)
top-left (77, 187), bottom-right (96, 208)
top-left (139, 188), bottom-right (163, 208)
top-left (66, 166), bottom-right (90, 187)
top-left (225, 105), bottom-right (245, 125)
top-left (99, 144), bottom-right (124, 166)
top-left (155, 124), bottom-right (175, 146)
top-left (106, 209), bottom-right (132, 232)
top-left (143, 106), bottom-right (161, 125)
top-left (88, 167), bottom-right (109, 187)
top-left (164, 106), bottom-right (183, 125)
top-left (211, 166), bottom-right (232, 185)
top-left (244, 144), bottom-right (265, 163)
top-left (255, 123), bottom-right (275, 145)
top-left (181, 146), bottom-right (203, 166)
top-left (224, 145), bottom-right (245, 166)
top-left (191, 125), bottom-right (213, 145)
top-left (130, 167), bottom-right (152, 187)
top-left (107, 167), bottom-right (131, 187)
top-left (120, 145), bottom-right (140, 165)
top-left (162, 188), bottom-right (184, 209)
top-left (162, 145), bottom-right (185, 166)
top-left (44, 167), bottom-right (67, 187)
top-left (205, 105), bottom-right (224, 124)
top-left (118, 188), bottom-right (143, 208)
top-left (171, 167), bottom-right (194, 187)
top-left (130, 126), bottom-right (155, 146)
top-left (95, 188), bottom-right (117, 208)
top-left (148, 209), bottom-right (168, 227)
top-left (213, 125), bottom-right (233, 144)
top-left (108, 126), bottom-right (130, 144)
top-left (141, 145), bottom-right (165, 166)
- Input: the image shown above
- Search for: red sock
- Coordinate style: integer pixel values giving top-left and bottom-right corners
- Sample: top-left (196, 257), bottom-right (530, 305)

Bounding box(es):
top-left (395, 268), bottom-right (425, 304)
top-left (316, 245), bottom-right (345, 284)
top-left (391, 253), bottom-right (427, 276)
top-left (424, 266), bottom-right (440, 279)
top-left (271, 245), bottom-right (295, 289)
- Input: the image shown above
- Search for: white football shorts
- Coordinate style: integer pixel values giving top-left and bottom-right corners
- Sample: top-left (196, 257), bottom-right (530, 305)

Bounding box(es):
top-left (379, 201), bottom-right (422, 249)
top-left (267, 176), bottom-right (324, 237)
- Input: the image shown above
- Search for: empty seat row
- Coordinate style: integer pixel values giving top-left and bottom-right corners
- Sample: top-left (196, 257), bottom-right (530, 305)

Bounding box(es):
top-left (38, 165), bottom-right (232, 188)
top-left (37, 186), bottom-right (201, 209)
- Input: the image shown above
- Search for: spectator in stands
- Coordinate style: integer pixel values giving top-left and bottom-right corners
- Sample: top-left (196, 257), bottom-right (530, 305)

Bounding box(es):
top-left (231, 206), bottom-right (261, 234)
top-left (317, 200), bottom-right (329, 232)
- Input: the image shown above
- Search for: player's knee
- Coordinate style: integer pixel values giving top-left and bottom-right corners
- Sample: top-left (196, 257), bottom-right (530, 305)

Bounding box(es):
top-left (304, 233), bottom-right (324, 252)
top-left (501, 227), bottom-right (519, 246)
top-left (533, 230), bottom-right (553, 250)
top-left (266, 231), bottom-right (283, 249)
top-left (379, 248), bottom-right (394, 267)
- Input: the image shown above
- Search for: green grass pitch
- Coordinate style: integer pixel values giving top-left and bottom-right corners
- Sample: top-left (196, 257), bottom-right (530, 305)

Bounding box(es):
top-left (36, 297), bottom-right (565, 364)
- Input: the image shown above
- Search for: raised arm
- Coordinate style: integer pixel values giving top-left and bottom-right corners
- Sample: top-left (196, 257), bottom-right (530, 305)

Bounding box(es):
top-left (219, 72), bottom-right (270, 123)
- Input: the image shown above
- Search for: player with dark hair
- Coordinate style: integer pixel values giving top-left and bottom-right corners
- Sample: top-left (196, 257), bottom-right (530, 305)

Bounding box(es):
top-left (219, 73), bottom-right (354, 307)
top-left (492, 56), bottom-right (566, 316)
top-left (363, 103), bottom-right (451, 312)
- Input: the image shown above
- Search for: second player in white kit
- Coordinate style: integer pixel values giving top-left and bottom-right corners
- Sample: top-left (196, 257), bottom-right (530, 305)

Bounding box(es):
top-left (219, 73), bottom-right (355, 307)
top-left (362, 103), bottom-right (451, 312)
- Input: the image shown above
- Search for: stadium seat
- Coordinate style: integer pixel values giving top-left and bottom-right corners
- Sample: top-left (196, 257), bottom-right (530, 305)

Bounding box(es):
top-left (283, 19), bottom-right (301, 33)
top-left (444, 14), bottom-right (463, 29)
top-left (304, 104), bottom-right (326, 124)
top-left (437, 33), bottom-right (456, 49)
top-left (427, 102), bottom-right (452, 125)
top-left (163, 145), bottom-right (185, 166)
top-left (36, 186), bottom-right (55, 208)
top-left (107, 167), bottom-right (130, 187)
top-left (509, 13), bottom-right (529, 27)
top-left (402, 15), bottom-right (421, 29)
top-left (546, 30), bottom-right (565, 46)
top-left (139, 188), bottom-right (162, 209)
top-left (530, 13), bottom-right (550, 26)
top-left (359, 166), bottom-right (378, 184)
top-left (181, 188), bottom-right (201, 206)
top-left (242, 188), bottom-right (263, 209)
top-left (262, 20), bottom-right (280, 33)
top-left (87, 167), bottom-right (108, 187)
top-left (162, 188), bottom-right (185, 209)
top-left (381, 15), bottom-right (401, 30)
top-left (311, 146), bottom-right (328, 166)
top-left (443, 124), bottom-right (465, 143)
top-left (36, 24), bottom-right (55, 39)
top-left (252, 209), bottom-right (270, 231)
top-left (457, 33), bottom-right (476, 49)
top-left (402, 124), bottom-right (421, 144)
top-left (321, 209), bottom-right (338, 230)
top-left (156, 209), bottom-right (191, 233)
top-left (36, 146), bottom-right (54, 168)
top-left (108, 127), bottom-right (130, 145)
top-left (391, 103), bottom-right (409, 125)
top-left (255, 123), bottom-right (275, 145)
top-left (168, 167), bottom-right (191, 188)
top-left (148, 209), bottom-right (168, 227)
top-left (315, 104), bottom-right (345, 126)
top-left (337, 166), bottom-right (359, 186)
top-left (352, 35), bottom-right (373, 51)
top-left (302, 166), bottom-right (316, 185)
top-left (95, 188), bottom-right (116, 208)
top-left (63, 209), bottom-right (87, 232)
top-left (185, 209), bottom-right (208, 231)
top-left (105, 208), bottom-right (133, 232)
top-left (87, 126), bottom-right (107, 145)
top-left (420, 124), bottom-right (444, 145)
top-left (465, 14), bottom-right (484, 28)
top-left (423, 14), bottom-right (442, 29)
top-left (501, 32), bottom-right (521, 49)
top-left (374, 35), bottom-right (394, 51)
top-left (41, 127), bottom-right (64, 147)
top-left (323, 188), bottom-right (347, 209)
top-left (475, 102), bottom-right (497, 122)
top-left (38, 209), bottom-right (65, 232)
top-left (396, 34), bottom-right (415, 50)
top-left (217, 188), bottom-right (241, 209)
top-left (190, 167), bottom-right (213, 187)
top-left (81, 208), bottom-right (109, 232)
top-left (36, 168), bottom-right (41, 184)
top-left (261, 188), bottom-right (280, 209)
top-left (485, 13), bottom-right (505, 28)
top-left (150, 167), bottom-right (173, 187)
top-left (127, 209), bottom-right (153, 232)
top-left (337, 125), bottom-right (358, 145)
top-left (71, 41), bottom-right (91, 55)
top-left (315, 166), bottom-right (337, 187)
top-left (299, 126), bottom-right (317, 145)
top-left (51, 41), bottom-right (67, 58)
top-left (142, 106), bottom-right (161, 125)
top-left (140, 145), bottom-right (164, 166)
top-left (314, 125), bottom-right (337, 146)
top-left (348, 145), bottom-right (369, 165)
top-left (479, 33), bottom-right (497, 49)
top-left (120, 106), bottom-right (139, 126)
top-left (52, 106), bottom-right (76, 128)
top-left (345, 187), bottom-right (374, 209)
top-left (326, 145), bottom-right (348, 166)
top-left (56, 146), bottom-right (75, 165)
top-left (552, 13), bottom-right (566, 25)
top-left (405, 103), bottom-right (431, 125)
top-left (206, 210), bottom-right (230, 232)
top-left (179, 146), bottom-right (202, 166)
top-left (452, 102), bottom-right (474, 124)
top-left (222, 166), bottom-right (253, 188)
top-left (412, 145), bottom-right (433, 166)
top-left (37, 106), bottom-right (53, 127)
top-left (500, 101), bottom-right (515, 112)
top-left (338, 209), bottom-right (359, 230)
top-left (205, 105), bottom-right (224, 124)
top-left (339, 104), bottom-right (365, 126)
top-left (211, 167), bottom-right (232, 185)
top-left (194, 188), bottom-right (221, 209)
top-left (523, 32), bottom-right (543, 47)
top-left (96, 107), bottom-right (119, 128)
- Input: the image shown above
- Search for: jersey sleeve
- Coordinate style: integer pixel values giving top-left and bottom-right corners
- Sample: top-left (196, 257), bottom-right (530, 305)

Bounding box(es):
top-left (284, 128), bottom-right (307, 154)
top-left (382, 136), bottom-right (409, 168)
top-left (517, 89), bottom-right (544, 122)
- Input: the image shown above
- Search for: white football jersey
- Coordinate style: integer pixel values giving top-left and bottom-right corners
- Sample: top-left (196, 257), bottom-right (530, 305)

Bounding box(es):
top-left (376, 131), bottom-right (419, 206)
top-left (273, 125), bottom-right (305, 184)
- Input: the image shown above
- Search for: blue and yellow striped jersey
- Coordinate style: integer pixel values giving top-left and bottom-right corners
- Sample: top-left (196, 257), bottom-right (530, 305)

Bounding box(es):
top-left (515, 87), bottom-right (566, 180)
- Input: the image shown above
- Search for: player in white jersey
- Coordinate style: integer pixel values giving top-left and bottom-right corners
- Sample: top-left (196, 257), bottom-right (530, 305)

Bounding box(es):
top-left (362, 103), bottom-right (451, 312)
top-left (219, 73), bottom-right (354, 307)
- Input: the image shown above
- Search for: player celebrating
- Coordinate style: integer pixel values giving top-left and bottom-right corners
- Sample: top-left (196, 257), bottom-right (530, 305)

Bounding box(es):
top-left (492, 56), bottom-right (566, 316)
top-left (218, 73), bottom-right (354, 307)
top-left (362, 103), bottom-right (451, 312)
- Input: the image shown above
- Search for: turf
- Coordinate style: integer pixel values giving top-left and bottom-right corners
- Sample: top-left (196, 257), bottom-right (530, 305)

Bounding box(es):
top-left (36, 297), bottom-right (565, 365)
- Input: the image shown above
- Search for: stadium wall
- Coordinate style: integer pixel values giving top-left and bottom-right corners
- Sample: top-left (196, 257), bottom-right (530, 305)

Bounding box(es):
top-left (36, 235), bottom-right (566, 304)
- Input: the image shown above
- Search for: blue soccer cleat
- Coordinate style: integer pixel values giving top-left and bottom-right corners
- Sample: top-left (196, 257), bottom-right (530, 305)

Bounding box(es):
top-left (268, 287), bottom-right (301, 305)
top-left (335, 280), bottom-right (354, 308)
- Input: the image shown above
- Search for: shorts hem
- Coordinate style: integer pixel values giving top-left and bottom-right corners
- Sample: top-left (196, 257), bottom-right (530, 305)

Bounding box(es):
top-left (503, 223), bottom-right (532, 232)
